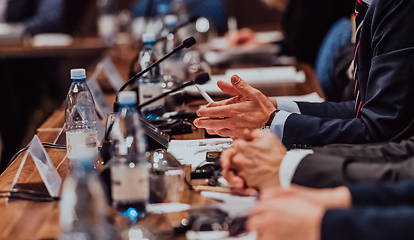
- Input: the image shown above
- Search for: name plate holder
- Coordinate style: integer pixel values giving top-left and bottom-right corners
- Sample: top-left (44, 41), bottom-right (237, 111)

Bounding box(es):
top-left (9, 135), bottom-right (62, 201)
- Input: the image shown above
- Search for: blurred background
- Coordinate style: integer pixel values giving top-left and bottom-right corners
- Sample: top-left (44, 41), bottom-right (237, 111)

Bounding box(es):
top-left (0, 0), bottom-right (281, 169)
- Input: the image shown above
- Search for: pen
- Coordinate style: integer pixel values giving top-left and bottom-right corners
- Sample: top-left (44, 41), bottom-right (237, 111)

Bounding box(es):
top-left (195, 84), bottom-right (214, 103)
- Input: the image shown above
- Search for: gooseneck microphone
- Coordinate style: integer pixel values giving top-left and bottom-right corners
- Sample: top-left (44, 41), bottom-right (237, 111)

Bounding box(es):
top-left (121, 36), bottom-right (196, 93)
top-left (137, 72), bottom-right (210, 110)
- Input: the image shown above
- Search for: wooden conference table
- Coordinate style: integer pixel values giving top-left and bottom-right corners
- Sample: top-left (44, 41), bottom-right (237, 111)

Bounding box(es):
top-left (0, 44), bottom-right (324, 239)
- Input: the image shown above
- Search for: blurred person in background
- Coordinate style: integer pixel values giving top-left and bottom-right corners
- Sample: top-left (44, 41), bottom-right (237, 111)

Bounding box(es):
top-left (0, 0), bottom-right (65, 174)
top-left (227, 0), bottom-right (355, 66)
top-left (131, 0), bottom-right (228, 34)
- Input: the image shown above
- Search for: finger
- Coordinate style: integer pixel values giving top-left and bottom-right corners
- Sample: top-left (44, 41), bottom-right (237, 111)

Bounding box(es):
top-left (194, 117), bottom-right (234, 129)
top-left (205, 97), bottom-right (239, 108)
top-left (217, 80), bottom-right (240, 96)
top-left (230, 75), bottom-right (262, 101)
top-left (215, 128), bottom-right (234, 137)
top-left (241, 129), bottom-right (254, 141)
top-left (224, 170), bottom-right (245, 188)
top-left (206, 129), bottom-right (218, 135)
top-left (220, 147), bottom-right (237, 170)
top-left (231, 187), bottom-right (258, 196)
top-left (196, 106), bottom-right (232, 118)
top-left (250, 128), bottom-right (267, 139)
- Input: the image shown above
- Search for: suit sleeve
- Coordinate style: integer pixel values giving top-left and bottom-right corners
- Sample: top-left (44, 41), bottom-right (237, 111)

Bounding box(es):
top-left (348, 181), bottom-right (414, 206)
top-left (321, 207), bottom-right (414, 240)
top-left (292, 153), bottom-right (414, 188)
top-left (291, 137), bottom-right (414, 188)
top-left (280, 0), bottom-right (414, 148)
top-left (295, 101), bottom-right (355, 119)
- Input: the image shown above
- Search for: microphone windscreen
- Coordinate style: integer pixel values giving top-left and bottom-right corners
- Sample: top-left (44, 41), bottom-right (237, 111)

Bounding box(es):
top-left (182, 37), bottom-right (196, 48)
top-left (189, 15), bottom-right (200, 23)
top-left (194, 73), bottom-right (210, 85)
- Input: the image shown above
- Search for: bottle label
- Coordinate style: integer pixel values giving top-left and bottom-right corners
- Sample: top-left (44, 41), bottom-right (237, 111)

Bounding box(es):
top-left (66, 131), bottom-right (98, 159)
top-left (139, 84), bottom-right (165, 107)
top-left (111, 165), bottom-right (149, 201)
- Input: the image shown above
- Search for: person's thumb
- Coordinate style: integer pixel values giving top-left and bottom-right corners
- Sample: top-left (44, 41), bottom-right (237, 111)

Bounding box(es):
top-left (231, 75), bottom-right (260, 100)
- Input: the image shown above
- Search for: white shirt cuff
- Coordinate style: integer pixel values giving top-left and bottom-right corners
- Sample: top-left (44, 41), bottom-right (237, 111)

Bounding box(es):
top-left (270, 110), bottom-right (291, 141)
top-left (274, 98), bottom-right (301, 114)
top-left (279, 149), bottom-right (314, 189)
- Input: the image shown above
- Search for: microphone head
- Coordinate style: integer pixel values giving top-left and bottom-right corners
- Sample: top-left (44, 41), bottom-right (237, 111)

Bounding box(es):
top-left (182, 37), bottom-right (196, 48)
top-left (194, 73), bottom-right (210, 85)
top-left (189, 15), bottom-right (200, 23)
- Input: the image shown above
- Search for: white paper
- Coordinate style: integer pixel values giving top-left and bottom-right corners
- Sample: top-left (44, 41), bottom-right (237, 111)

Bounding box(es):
top-left (274, 92), bottom-right (324, 103)
top-left (185, 67), bottom-right (306, 96)
top-left (168, 138), bottom-right (232, 170)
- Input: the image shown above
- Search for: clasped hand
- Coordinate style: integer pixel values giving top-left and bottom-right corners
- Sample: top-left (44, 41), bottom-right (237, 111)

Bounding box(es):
top-left (220, 129), bottom-right (287, 193)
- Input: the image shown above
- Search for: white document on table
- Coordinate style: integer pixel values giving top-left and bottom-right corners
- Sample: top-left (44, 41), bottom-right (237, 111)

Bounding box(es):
top-left (167, 138), bottom-right (232, 170)
top-left (185, 66), bottom-right (306, 96)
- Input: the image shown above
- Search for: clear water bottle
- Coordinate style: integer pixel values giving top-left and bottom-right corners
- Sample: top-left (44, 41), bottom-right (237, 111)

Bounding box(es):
top-left (110, 91), bottom-right (149, 221)
top-left (65, 69), bottom-right (98, 169)
top-left (60, 155), bottom-right (120, 240)
top-left (162, 15), bottom-right (187, 88)
top-left (97, 0), bottom-right (119, 45)
top-left (162, 15), bottom-right (181, 55)
top-left (137, 32), bottom-right (165, 119)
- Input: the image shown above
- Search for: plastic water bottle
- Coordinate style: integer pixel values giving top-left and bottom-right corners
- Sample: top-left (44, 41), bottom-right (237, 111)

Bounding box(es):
top-left (65, 69), bottom-right (98, 169)
top-left (110, 91), bottom-right (149, 221)
top-left (137, 32), bottom-right (165, 119)
top-left (162, 15), bottom-right (187, 87)
top-left (162, 15), bottom-right (181, 55)
top-left (60, 154), bottom-right (120, 240)
top-left (97, 0), bottom-right (118, 45)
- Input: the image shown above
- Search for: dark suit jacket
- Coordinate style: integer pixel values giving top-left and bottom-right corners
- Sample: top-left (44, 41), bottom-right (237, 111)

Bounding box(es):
top-left (6, 0), bottom-right (63, 35)
top-left (321, 181), bottom-right (414, 240)
top-left (281, 0), bottom-right (414, 149)
top-left (292, 137), bottom-right (414, 188)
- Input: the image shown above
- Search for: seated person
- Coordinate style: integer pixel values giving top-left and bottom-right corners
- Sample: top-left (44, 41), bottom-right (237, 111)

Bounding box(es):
top-left (195, 0), bottom-right (414, 148)
top-left (227, 0), bottom-right (355, 66)
top-left (247, 183), bottom-right (414, 240)
top-left (220, 129), bottom-right (414, 192)
top-left (132, 0), bottom-right (228, 34)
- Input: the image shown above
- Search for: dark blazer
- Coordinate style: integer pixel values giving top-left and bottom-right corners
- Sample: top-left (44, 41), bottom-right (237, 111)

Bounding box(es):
top-left (292, 137), bottom-right (414, 188)
top-left (281, 0), bottom-right (414, 149)
top-left (6, 0), bottom-right (63, 35)
top-left (321, 181), bottom-right (414, 240)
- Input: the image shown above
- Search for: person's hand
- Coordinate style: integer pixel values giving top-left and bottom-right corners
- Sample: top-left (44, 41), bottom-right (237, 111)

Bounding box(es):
top-left (220, 129), bottom-right (286, 192)
top-left (247, 193), bottom-right (325, 240)
top-left (226, 28), bottom-right (259, 46)
top-left (193, 75), bottom-right (277, 138)
top-left (231, 129), bottom-right (286, 190)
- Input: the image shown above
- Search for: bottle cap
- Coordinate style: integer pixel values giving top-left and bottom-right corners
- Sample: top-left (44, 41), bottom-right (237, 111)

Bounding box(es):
top-left (142, 32), bottom-right (156, 44)
top-left (164, 15), bottom-right (178, 28)
top-left (118, 91), bottom-right (137, 105)
top-left (70, 68), bottom-right (86, 80)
